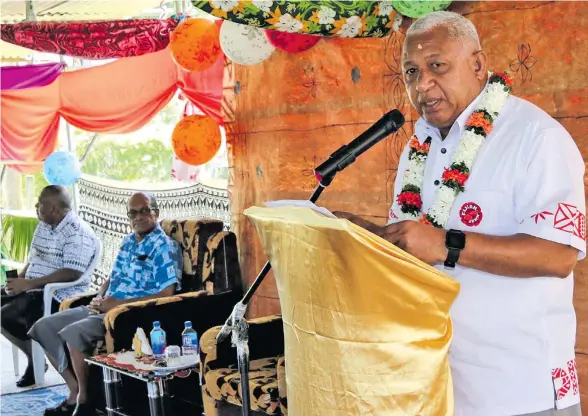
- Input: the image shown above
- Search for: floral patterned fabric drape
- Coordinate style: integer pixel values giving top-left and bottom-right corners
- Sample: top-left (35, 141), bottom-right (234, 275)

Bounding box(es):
top-left (0, 18), bottom-right (180, 59)
top-left (192, 0), bottom-right (401, 38)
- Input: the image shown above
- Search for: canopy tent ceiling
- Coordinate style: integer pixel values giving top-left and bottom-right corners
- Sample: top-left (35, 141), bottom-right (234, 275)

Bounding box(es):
top-left (0, 41), bottom-right (34, 62)
top-left (0, 0), bottom-right (167, 23)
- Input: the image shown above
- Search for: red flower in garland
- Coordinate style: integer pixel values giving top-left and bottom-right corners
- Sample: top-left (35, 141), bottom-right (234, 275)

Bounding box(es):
top-left (408, 136), bottom-right (420, 149)
top-left (442, 168), bottom-right (469, 187)
top-left (409, 136), bottom-right (430, 154)
top-left (397, 191), bottom-right (422, 209)
top-left (466, 112), bottom-right (493, 135)
top-left (493, 71), bottom-right (514, 88)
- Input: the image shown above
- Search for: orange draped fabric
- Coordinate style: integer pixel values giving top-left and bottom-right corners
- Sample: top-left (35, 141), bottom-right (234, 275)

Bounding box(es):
top-left (0, 48), bottom-right (224, 173)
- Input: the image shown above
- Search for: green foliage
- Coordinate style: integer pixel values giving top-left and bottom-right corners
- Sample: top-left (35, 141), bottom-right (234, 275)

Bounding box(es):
top-left (366, 15), bottom-right (379, 30)
top-left (76, 138), bottom-right (174, 182)
top-left (29, 170), bottom-right (50, 199)
top-left (1, 214), bottom-right (38, 264)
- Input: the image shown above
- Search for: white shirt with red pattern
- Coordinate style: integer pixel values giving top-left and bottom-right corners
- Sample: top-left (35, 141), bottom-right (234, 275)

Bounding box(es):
top-left (389, 93), bottom-right (586, 416)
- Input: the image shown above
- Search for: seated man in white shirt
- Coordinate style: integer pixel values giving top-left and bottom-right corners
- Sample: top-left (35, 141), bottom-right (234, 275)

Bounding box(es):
top-left (1, 185), bottom-right (97, 388)
top-left (336, 11), bottom-right (583, 416)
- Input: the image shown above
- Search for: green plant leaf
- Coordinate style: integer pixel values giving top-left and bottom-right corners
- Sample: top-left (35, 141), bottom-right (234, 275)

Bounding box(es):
top-left (1, 214), bottom-right (38, 263)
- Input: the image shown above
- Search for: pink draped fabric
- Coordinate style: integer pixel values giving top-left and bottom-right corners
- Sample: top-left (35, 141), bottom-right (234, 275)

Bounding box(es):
top-left (1, 48), bottom-right (224, 173)
top-left (1, 63), bottom-right (65, 90)
top-left (1, 19), bottom-right (180, 60)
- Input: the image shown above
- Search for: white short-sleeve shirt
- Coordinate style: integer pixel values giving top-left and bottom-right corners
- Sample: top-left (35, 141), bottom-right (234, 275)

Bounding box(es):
top-left (389, 93), bottom-right (586, 415)
top-left (26, 211), bottom-right (98, 302)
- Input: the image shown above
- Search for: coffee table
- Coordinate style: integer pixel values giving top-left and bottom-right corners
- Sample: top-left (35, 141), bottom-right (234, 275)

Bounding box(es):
top-left (86, 351), bottom-right (200, 416)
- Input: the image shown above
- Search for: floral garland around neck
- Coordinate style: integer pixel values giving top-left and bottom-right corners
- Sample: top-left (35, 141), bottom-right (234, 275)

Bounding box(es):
top-left (393, 72), bottom-right (514, 228)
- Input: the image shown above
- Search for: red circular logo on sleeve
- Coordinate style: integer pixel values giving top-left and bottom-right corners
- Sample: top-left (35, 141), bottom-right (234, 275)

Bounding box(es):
top-left (460, 202), bottom-right (483, 227)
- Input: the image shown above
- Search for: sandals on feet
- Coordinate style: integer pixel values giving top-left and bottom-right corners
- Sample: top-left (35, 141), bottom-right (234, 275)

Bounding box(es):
top-left (43, 399), bottom-right (76, 416)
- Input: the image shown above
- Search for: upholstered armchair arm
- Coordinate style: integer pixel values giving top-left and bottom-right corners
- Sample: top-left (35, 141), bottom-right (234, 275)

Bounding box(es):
top-left (200, 314), bottom-right (284, 373)
top-left (102, 290), bottom-right (243, 353)
top-left (59, 292), bottom-right (99, 312)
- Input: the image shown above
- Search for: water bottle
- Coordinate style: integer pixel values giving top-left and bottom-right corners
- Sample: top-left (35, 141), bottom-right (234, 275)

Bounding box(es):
top-left (181, 321), bottom-right (199, 356)
top-left (150, 321), bottom-right (167, 358)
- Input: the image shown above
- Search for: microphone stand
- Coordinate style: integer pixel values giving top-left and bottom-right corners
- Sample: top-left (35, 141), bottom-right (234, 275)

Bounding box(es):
top-left (213, 108), bottom-right (404, 416)
top-left (216, 174), bottom-right (335, 416)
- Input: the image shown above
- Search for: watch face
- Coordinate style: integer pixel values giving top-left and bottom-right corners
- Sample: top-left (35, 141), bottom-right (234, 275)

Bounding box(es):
top-left (446, 231), bottom-right (466, 249)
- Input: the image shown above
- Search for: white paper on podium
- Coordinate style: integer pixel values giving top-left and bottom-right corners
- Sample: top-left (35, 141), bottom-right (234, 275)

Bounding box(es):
top-left (263, 200), bottom-right (337, 219)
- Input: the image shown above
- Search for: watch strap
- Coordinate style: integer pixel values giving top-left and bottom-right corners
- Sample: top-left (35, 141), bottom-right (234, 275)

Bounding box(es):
top-left (444, 247), bottom-right (460, 268)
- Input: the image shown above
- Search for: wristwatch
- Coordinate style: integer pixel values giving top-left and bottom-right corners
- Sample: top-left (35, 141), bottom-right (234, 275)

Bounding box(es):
top-left (445, 230), bottom-right (466, 268)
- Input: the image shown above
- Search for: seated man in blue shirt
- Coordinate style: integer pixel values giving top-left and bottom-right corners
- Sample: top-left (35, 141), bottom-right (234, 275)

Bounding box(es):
top-left (29, 192), bottom-right (182, 416)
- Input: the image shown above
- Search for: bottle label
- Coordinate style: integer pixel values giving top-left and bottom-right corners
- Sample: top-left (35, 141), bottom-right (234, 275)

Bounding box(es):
top-left (151, 332), bottom-right (167, 355)
top-left (182, 333), bottom-right (198, 356)
top-left (182, 333), bottom-right (198, 347)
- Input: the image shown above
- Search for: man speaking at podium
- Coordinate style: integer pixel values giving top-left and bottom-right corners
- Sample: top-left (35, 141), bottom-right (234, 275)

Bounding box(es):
top-left (336, 11), bottom-right (584, 416)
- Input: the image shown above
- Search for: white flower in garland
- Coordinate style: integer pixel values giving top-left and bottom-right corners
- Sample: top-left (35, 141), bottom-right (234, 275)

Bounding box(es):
top-left (481, 82), bottom-right (509, 115)
top-left (403, 159), bottom-right (426, 186)
top-left (452, 130), bottom-right (485, 167)
top-left (428, 185), bottom-right (456, 226)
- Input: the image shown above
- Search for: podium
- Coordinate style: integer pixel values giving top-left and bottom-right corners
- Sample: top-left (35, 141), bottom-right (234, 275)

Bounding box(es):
top-left (244, 206), bottom-right (460, 416)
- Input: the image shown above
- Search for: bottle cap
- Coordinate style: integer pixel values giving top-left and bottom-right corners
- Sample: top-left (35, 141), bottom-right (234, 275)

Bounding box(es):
top-left (184, 321), bottom-right (192, 327)
top-left (153, 321), bottom-right (160, 327)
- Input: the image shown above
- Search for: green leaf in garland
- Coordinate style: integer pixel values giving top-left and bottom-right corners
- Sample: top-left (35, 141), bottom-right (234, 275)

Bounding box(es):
top-left (466, 125), bottom-right (488, 137)
top-left (423, 213), bottom-right (442, 228)
top-left (449, 162), bottom-right (470, 174)
top-left (402, 184), bottom-right (421, 194)
top-left (444, 180), bottom-right (465, 193)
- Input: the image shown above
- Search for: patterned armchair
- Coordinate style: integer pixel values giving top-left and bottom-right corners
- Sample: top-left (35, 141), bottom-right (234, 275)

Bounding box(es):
top-left (200, 315), bottom-right (287, 416)
top-left (59, 219), bottom-right (243, 414)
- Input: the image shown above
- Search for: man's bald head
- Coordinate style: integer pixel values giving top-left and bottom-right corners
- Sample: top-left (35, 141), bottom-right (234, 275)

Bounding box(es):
top-left (36, 185), bottom-right (72, 225)
top-left (127, 192), bottom-right (158, 211)
top-left (40, 185), bottom-right (72, 209)
top-left (127, 192), bottom-right (160, 237)
top-left (405, 11), bottom-right (481, 51)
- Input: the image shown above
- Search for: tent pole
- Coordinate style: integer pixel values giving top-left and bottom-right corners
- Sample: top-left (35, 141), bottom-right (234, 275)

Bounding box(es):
top-left (59, 55), bottom-right (79, 213)
top-left (25, 1), bottom-right (36, 22)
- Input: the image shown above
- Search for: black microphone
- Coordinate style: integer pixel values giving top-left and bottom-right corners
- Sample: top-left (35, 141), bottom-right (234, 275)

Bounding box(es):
top-left (314, 109), bottom-right (405, 184)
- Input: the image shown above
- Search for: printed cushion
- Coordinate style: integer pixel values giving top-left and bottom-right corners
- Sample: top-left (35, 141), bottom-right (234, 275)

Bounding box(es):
top-left (205, 357), bottom-right (281, 415)
top-left (160, 218), bottom-right (224, 293)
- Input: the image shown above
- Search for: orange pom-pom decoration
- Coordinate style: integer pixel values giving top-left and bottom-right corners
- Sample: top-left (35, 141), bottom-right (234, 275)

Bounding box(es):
top-left (170, 18), bottom-right (221, 72)
top-left (171, 115), bottom-right (221, 166)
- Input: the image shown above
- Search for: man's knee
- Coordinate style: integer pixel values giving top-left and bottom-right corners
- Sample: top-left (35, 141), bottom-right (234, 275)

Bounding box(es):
top-left (1, 300), bottom-right (29, 338)
top-left (58, 317), bottom-right (105, 355)
top-left (1, 299), bottom-right (21, 325)
top-left (28, 314), bottom-right (56, 341)
top-left (29, 307), bottom-right (87, 343)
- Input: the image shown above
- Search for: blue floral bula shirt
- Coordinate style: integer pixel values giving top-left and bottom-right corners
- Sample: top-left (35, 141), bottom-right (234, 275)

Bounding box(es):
top-left (106, 225), bottom-right (182, 300)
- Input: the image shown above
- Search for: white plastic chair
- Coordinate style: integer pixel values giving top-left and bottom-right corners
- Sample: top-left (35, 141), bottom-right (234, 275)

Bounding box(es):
top-left (2, 259), bottom-right (26, 376)
top-left (11, 239), bottom-right (102, 385)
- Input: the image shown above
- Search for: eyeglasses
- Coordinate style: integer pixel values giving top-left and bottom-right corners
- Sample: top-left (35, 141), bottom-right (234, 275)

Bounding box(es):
top-left (127, 208), bottom-right (154, 219)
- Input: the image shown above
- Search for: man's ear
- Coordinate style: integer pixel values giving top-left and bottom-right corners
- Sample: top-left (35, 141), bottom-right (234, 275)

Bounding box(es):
top-left (473, 50), bottom-right (488, 81)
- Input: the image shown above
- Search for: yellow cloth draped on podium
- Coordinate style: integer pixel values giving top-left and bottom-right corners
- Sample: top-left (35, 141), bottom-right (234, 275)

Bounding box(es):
top-left (244, 206), bottom-right (460, 416)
